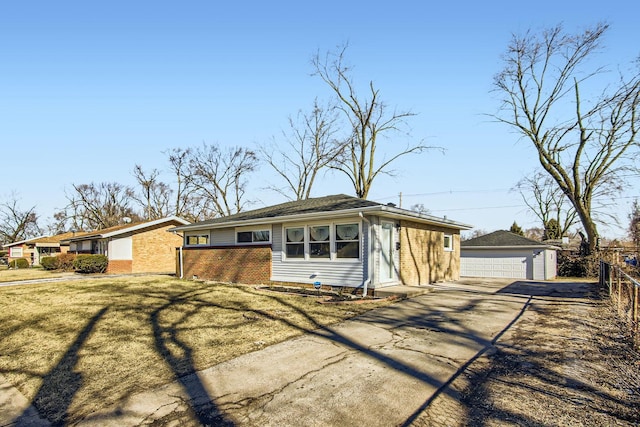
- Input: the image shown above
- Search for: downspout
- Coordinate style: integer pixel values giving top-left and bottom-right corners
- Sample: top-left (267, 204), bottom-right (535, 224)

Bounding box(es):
top-left (179, 246), bottom-right (184, 279)
top-left (359, 212), bottom-right (372, 298)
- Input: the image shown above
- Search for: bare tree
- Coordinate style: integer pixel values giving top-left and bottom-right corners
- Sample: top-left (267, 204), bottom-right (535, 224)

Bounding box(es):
top-left (132, 165), bottom-right (173, 220)
top-left (514, 171), bottom-right (578, 238)
top-left (261, 98), bottom-right (344, 200)
top-left (0, 193), bottom-right (41, 244)
top-left (312, 44), bottom-right (433, 198)
top-left (187, 143), bottom-right (258, 217)
top-left (166, 147), bottom-right (199, 220)
top-left (61, 182), bottom-right (141, 231)
top-left (493, 23), bottom-right (640, 254)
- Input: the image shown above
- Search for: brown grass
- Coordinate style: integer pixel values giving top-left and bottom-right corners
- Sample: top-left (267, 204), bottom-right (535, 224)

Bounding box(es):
top-left (0, 275), bottom-right (393, 424)
top-left (0, 268), bottom-right (74, 283)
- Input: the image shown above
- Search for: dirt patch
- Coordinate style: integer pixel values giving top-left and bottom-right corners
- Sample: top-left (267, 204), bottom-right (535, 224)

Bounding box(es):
top-left (414, 282), bottom-right (640, 426)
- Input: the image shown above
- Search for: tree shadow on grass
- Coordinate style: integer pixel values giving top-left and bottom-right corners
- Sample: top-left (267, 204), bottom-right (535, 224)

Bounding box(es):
top-left (149, 289), bottom-right (235, 426)
top-left (13, 306), bottom-right (109, 426)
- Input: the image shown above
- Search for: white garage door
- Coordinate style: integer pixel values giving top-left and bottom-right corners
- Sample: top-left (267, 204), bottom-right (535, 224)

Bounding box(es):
top-left (461, 251), bottom-right (529, 279)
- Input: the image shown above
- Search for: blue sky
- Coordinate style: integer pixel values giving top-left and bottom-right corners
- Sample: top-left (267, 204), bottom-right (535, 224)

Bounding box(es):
top-left (1, 1), bottom-right (638, 238)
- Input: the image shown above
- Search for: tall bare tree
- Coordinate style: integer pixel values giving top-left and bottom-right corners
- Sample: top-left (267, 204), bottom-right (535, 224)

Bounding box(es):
top-left (0, 193), bottom-right (41, 244)
top-left (312, 44), bottom-right (433, 198)
top-left (514, 171), bottom-right (578, 238)
top-left (166, 147), bottom-right (199, 220)
top-left (187, 143), bottom-right (258, 217)
top-left (261, 99), bottom-right (343, 200)
top-left (61, 182), bottom-right (140, 231)
top-left (493, 23), bottom-right (640, 254)
top-left (132, 165), bottom-right (173, 220)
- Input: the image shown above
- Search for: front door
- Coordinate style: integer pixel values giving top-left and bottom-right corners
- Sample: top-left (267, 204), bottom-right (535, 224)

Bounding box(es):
top-left (380, 221), bottom-right (395, 282)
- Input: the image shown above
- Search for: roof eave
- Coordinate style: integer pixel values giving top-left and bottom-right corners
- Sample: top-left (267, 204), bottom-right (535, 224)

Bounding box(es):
top-left (169, 205), bottom-right (472, 232)
top-left (461, 245), bottom-right (561, 250)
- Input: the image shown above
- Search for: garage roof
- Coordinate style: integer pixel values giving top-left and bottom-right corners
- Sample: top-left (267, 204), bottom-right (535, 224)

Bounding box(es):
top-left (462, 230), bottom-right (560, 249)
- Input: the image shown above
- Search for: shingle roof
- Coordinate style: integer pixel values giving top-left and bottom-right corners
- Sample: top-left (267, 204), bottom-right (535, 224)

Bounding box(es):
top-left (190, 194), bottom-right (381, 226)
top-left (171, 194), bottom-right (472, 232)
top-left (461, 230), bottom-right (551, 247)
top-left (63, 216), bottom-right (189, 242)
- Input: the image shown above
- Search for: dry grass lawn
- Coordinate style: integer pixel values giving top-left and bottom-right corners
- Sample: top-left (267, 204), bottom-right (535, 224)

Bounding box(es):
top-left (0, 267), bottom-right (74, 282)
top-left (0, 275), bottom-right (394, 425)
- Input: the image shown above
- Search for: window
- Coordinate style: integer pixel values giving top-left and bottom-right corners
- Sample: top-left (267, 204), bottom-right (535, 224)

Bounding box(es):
top-left (186, 234), bottom-right (209, 245)
top-left (283, 222), bottom-right (361, 261)
top-left (285, 227), bottom-right (305, 258)
top-left (336, 223), bottom-right (360, 258)
top-left (443, 234), bottom-right (453, 251)
top-left (236, 229), bottom-right (271, 244)
top-left (309, 225), bottom-right (330, 258)
top-left (10, 247), bottom-right (23, 257)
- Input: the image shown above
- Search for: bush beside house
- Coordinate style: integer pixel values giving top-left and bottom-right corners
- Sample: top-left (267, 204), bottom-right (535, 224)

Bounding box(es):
top-left (73, 255), bottom-right (109, 274)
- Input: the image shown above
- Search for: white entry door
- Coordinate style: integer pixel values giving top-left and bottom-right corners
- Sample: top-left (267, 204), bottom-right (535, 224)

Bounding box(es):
top-left (380, 221), bottom-right (395, 282)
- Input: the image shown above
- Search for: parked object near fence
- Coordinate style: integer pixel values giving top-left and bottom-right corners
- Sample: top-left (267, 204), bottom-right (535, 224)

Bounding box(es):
top-left (600, 261), bottom-right (640, 348)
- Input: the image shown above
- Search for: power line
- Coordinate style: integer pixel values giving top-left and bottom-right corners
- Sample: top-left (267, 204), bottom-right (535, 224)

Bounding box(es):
top-left (375, 188), bottom-right (512, 201)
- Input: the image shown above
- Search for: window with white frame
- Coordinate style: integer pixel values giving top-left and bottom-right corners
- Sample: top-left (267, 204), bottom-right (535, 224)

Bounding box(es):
top-left (285, 227), bottom-right (305, 258)
top-left (443, 234), bottom-right (453, 251)
top-left (309, 225), bottom-right (330, 258)
top-left (186, 234), bottom-right (209, 246)
top-left (10, 247), bottom-right (23, 257)
top-left (236, 229), bottom-right (271, 244)
top-left (283, 222), bottom-right (360, 260)
top-left (336, 223), bottom-right (360, 258)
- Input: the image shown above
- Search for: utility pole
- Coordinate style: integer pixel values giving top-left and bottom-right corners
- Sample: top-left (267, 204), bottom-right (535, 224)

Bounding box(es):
top-left (399, 192), bottom-right (402, 208)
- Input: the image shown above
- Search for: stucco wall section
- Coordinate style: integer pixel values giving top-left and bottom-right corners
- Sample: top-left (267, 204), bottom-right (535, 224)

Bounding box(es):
top-left (182, 246), bottom-right (271, 284)
top-left (131, 224), bottom-right (184, 273)
top-left (399, 220), bottom-right (460, 285)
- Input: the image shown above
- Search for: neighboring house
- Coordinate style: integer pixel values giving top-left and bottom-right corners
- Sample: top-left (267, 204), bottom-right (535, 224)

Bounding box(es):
top-left (3, 231), bottom-right (80, 266)
top-left (169, 194), bottom-right (472, 294)
top-left (460, 230), bottom-right (559, 280)
top-left (62, 216), bottom-right (189, 274)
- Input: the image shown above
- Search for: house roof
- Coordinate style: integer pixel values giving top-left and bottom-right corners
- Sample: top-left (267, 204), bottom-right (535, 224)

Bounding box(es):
top-left (3, 231), bottom-right (87, 248)
top-left (461, 230), bottom-right (559, 250)
top-left (170, 194), bottom-right (472, 232)
top-left (62, 216), bottom-right (190, 242)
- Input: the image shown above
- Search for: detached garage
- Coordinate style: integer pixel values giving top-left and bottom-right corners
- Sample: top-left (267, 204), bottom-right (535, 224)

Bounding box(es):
top-left (460, 230), bottom-right (558, 280)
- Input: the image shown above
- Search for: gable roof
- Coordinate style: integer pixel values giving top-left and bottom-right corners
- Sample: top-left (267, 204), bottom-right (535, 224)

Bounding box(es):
top-left (63, 216), bottom-right (190, 242)
top-left (170, 194), bottom-right (472, 232)
top-left (461, 230), bottom-right (559, 249)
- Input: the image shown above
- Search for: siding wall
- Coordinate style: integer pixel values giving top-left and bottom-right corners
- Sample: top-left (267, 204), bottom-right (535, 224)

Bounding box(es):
top-left (271, 220), bottom-right (366, 287)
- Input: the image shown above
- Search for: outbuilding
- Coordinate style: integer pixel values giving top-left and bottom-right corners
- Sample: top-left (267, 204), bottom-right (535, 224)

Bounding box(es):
top-left (460, 230), bottom-right (558, 280)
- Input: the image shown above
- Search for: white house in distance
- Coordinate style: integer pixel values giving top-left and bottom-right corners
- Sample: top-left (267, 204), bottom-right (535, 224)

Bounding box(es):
top-left (460, 230), bottom-right (559, 280)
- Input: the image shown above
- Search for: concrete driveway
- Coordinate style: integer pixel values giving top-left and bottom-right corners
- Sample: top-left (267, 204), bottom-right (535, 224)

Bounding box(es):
top-left (5, 278), bottom-right (592, 426)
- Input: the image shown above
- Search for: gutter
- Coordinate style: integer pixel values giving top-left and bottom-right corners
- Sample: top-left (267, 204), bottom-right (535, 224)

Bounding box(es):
top-left (359, 212), bottom-right (372, 298)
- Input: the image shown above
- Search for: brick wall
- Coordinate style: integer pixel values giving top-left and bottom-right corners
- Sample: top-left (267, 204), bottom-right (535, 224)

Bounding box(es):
top-left (132, 224), bottom-right (184, 274)
top-left (399, 220), bottom-right (460, 285)
top-left (107, 260), bottom-right (133, 274)
top-left (181, 246), bottom-right (271, 284)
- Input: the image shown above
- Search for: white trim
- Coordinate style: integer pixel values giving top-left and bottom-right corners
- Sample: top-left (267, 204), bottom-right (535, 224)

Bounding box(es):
top-left (184, 232), bottom-right (210, 246)
top-left (235, 226), bottom-right (272, 245)
top-left (170, 205), bottom-right (472, 233)
top-left (282, 220), bottom-right (362, 262)
top-left (444, 234), bottom-right (454, 252)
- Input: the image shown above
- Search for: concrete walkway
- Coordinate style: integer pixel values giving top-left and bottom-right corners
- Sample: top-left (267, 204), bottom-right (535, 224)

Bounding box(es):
top-left (2, 278), bottom-right (574, 426)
